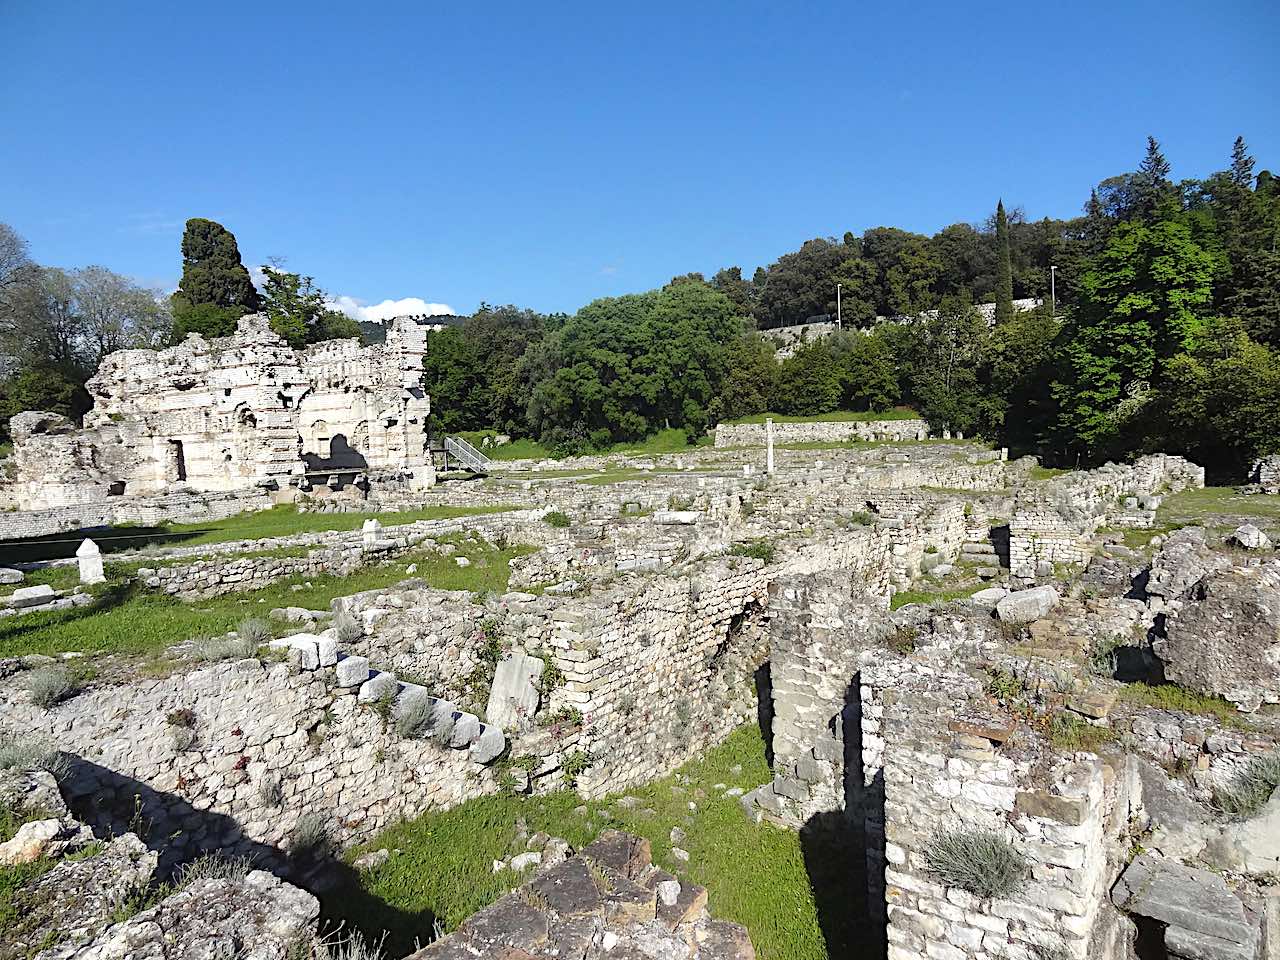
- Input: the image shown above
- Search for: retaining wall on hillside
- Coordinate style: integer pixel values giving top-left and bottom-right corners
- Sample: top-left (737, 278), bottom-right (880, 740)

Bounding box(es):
top-left (714, 418), bottom-right (929, 448)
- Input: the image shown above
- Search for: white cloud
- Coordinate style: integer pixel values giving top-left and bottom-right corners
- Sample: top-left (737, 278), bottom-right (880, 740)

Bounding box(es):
top-left (326, 295), bottom-right (455, 324)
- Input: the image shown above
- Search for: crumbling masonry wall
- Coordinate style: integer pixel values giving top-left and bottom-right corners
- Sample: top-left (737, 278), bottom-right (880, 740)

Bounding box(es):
top-left (3, 314), bottom-right (433, 510)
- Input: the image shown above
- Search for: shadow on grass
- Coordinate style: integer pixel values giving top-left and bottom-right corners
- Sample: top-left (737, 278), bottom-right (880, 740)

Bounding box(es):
top-left (0, 579), bottom-right (136, 647)
top-left (1, 525), bottom-right (207, 564)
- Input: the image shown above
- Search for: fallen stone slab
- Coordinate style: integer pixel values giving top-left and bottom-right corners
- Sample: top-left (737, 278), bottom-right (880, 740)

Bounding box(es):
top-left (5, 584), bottom-right (58, 609)
top-left (653, 510), bottom-right (699, 525)
top-left (486, 651), bottom-right (545, 731)
top-left (996, 585), bottom-right (1060, 624)
top-left (1230, 523), bottom-right (1272, 550)
top-left (0, 568), bottom-right (23, 585)
top-left (1112, 853), bottom-right (1258, 960)
top-left (469, 723), bottom-right (506, 764)
top-left (969, 586), bottom-right (1008, 607)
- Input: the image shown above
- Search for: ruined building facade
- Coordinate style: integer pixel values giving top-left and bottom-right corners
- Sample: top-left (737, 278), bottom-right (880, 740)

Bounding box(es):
top-left (3, 315), bottom-right (434, 510)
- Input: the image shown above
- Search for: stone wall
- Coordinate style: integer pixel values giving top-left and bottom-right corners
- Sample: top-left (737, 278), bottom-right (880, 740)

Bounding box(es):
top-left (0, 488), bottom-right (272, 541)
top-left (0, 656), bottom-right (497, 869)
top-left (714, 418), bottom-right (930, 448)
top-left (1009, 455), bottom-right (1204, 580)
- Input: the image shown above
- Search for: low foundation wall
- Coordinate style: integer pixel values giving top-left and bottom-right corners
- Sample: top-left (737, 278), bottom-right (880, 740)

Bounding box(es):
top-left (0, 489), bottom-right (272, 542)
top-left (714, 418), bottom-right (929, 448)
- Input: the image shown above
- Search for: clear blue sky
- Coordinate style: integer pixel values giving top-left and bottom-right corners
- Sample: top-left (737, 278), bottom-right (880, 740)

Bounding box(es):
top-left (2, 0), bottom-right (1277, 318)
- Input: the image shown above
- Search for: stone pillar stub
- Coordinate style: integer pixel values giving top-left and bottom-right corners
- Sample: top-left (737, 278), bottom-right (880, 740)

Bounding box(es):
top-left (76, 538), bottom-right (106, 585)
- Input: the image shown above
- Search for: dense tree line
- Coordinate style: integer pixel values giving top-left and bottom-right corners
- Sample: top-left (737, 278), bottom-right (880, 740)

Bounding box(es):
top-left (4, 137), bottom-right (1278, 479)
top-left (421, 136), bottom-right (1280, 478)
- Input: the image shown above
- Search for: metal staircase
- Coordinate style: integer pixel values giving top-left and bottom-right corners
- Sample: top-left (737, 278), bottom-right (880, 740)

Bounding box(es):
top-left (444, 435), bottom-right (492, 474)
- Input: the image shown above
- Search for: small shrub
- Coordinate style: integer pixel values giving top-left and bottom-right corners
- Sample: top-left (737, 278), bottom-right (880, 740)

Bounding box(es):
top-left (237, 617), bottom-right (272, 646)
top-left (985, 668), bottom-right (1025, 702)
top-left (170, 727), bottom-right (197, 752)
top-left (334, 610), bottom-right (363, 643)
top-left (257, 775), bottom-right (285, 808)
top-left (729, 540), bottom-right (776, 564)
top-left (394, 696), bottom-right (446, 741)
top-left (848, 510), bottom-right (876, 526)
top-left (1048, 712), bottom-right (1114, 752)
top-left (24, 666), bottom-right (79, 709)
top-left (923, 828), bottom-right (1027, 899)
top-left (176, 853), bottom-right (253, 886)
top-left (0, 733), bottom-right (70, 778)
top-left (166, 708), bottom-right (196, 728)
top-left (1088, 636), bottom-right (1122, 678)
top-left (561, 750), bottom-right (593, 788)
top-left (674, 698), bottom-right (693, 725)
top-left (317, 930), bottom-right (385, 960)
top-left (1214, 754), bottom-right (1280, 818)
top-left (543, 511), bottom-right (571, 528)
top-left (192, 634), bottom-right (258, 662)
top-left (887, 626), bottom-right (918, 655)
top-left (618, 691), bottom-right (638, 716)
top-left (289, 812), bottom-right (334, 862)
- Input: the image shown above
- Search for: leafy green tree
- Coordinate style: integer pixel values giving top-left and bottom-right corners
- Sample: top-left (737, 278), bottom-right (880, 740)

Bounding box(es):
top-left (994, 201), bottom-right (1014, 325)
top-left (709, 335), bottom-right (778, 423)
top-left (258, 266), bottom-right (361, 347)
top-left (907, 295), bottom-right (990, 434)
top-left (171, 218), bottom-right (258, 338)
top-left (775, 341), bottom-right (841, 415)
top-left (930, 223), bottom-right (996, 303)
top-left (830, 257), bottom-right (878, 327)
top-left (861, 227), bottom-right (940, 315)
top-left (1148, 318), bottom-right (1280, 481)
top-left (710, 267), bottom-right (754, 318)
top-left (753, 237), bottom-right (857, 328)
top-left (1052, 220), bottom-right (1216, 458)
top-left (981, 305), bottom-right (1059, 452)
top-left (0, 364), bottom-right (90, 441)
top-left (830, 331), bottom-right (899, 411)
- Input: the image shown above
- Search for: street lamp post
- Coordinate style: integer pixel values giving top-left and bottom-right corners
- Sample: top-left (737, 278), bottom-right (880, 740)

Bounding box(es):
top-left (837, 283), bottom-right (842, 329)
top-left (1050, 265), bottom-right (1057, 320)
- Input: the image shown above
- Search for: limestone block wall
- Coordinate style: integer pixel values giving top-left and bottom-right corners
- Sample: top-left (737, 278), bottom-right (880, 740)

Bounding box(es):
top-left (714, 418), bottom-right (930, 448)
top-left (557, 530), bottom-right (893, 797)
top-left (0, 658), bottom-right (496, 867)
top-left (1010, 455), bottom-right (1204, 579)
top-left (873, 665), bottom-right (1132, 960)
top-left (0, 489), bottom-right (272, 541)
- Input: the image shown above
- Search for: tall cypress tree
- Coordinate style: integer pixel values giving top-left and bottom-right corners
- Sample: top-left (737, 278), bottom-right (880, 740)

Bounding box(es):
top-left (994, 200), bottom-right (1014, 326)
top-left (171, 218), bottom-right (260, 340)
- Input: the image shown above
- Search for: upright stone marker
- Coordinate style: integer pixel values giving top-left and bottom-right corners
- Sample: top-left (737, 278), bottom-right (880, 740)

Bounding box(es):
top-left (361, 518), bottom-right (382, 549)
top-left (76, 539), bottom-right (105, 585)
top-left (486, 651), bottom-right (546, 731)
top-left (765, 418), bottom-right (775, 475)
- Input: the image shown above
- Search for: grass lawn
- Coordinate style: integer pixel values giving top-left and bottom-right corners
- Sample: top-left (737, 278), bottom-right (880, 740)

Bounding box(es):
top-left (890, 585), bottom-right (982, 610)
top-left (0, 504), bottom-right (521, 565)
top-left (724, 408), bottom-right (918, 425)
top-left (1104, 487), bottom-right (1280, 551)
top-left (460, 428), bottom-right (711, 464)
top-left (328, 725), bottom-right (859, 960)
top-left (0, 536), bottom-right (535, 658)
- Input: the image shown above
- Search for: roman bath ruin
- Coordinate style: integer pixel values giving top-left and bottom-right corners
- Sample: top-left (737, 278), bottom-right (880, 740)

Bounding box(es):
top-left (1, 322), bottom-right (1279, 960)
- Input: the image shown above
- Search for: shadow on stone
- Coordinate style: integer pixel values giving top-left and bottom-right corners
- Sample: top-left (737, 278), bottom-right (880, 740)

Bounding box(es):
top-left (755, 661), bottom-right (774, 769)
top-left (62, 756), bottom-right (438, 949)
top-left (0, 524), bottom-right (205, 564)
top-left (799, 674), bottom-right (886, 960)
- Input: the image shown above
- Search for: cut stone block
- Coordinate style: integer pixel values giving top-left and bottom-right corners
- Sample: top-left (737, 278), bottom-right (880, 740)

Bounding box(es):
top-left (358, 671), bottom-right (399, 703)
top-left (0, 568), bottom-right (23, 585)
top-left (652, 510), bottom-right (699, 525)
top-left (1112, 853), bottom-right (1258, 960)
top-left (5, 584), bottom-right (57, 608)
top-left (269, 633), bottom-right (324, 670)
top-left (315, 636), bottom-right (338, 667)
top-left (448, 711), bottom-right (482, 748)
top-left (469, 723), bottom-right (506, 764)
top-left (1230, 523), bottom-right (1271, 550)
top-left (335, 655), bottom-right (370, 688)
top-left (996, 585), bottom-right (1060, 624)
top-left (485, 651), bottom-right (545, 731)
top-left (76, 539), bottom-right (105, 585)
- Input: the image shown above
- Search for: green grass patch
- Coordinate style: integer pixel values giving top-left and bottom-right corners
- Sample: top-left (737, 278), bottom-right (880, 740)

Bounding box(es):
top-left (890, 585), bottom-right (981, 610)
top-left (329, 725), bottom-right (856, 960)
top-left (724, 407), bottom-right (918, 425)
top-left (1156, 487), bottom-right (1280, 528)
top-left (455, 432), bottom-right (553, 462)
top-left (1118, 683), bottom-right (1248, 728)
top-left (1029, 465), bottom-right (1070, 481)
top-left (0, 538), bottom-right (535, 658)
top-left (0, 504), bottom-right (522, 565)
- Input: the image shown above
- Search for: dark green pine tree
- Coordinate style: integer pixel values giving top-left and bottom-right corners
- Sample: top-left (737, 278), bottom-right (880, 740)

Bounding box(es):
top-left (1230, 135), bottom-right (1256, 189)
top-left (171, 218), bottom-right (260, 340)
top-left (1135, 136), bottom-right (1173, 220)
top-left (994, 200), bottom-right (1014, 326)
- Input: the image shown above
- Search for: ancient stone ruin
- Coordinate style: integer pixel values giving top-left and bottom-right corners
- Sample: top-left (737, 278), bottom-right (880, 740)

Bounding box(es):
top-left (2, 313), bottom-right (434, 515)
top-left (2, 350), bottom-right (1279, 959)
